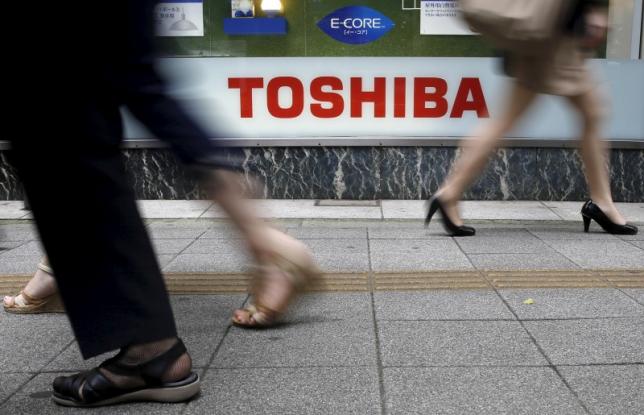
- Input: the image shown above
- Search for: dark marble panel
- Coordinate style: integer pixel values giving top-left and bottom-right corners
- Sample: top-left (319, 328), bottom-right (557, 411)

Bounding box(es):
top-left (609, 149), bottom-right (644, 203)
top-left (242, 147), bottom-right (382, 200)
top-left (465, 148), bottom-right (538, 201)
top-left (338, 147), bottom-right (383, 200)
top-left (1, 147), bottom-right (642, 202)
top-left (379, 147), bottom-right (454, 200)
top-left (377, 147), bottom-right (539, 201)
top-left (241, 147), bottom-right (335, 199)
top-left (0, 152), bottom-right (24, 200)
top-left (123, 149), bottom-right (202, 199)
top-left (535, 149), bottom-right (588, 201)
top-left (535, 148), bottom-right (644, 203)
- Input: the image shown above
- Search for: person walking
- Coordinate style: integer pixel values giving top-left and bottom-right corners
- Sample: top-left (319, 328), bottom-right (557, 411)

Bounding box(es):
top-left (6, 0), bottom-right (317, 408)
top-left (426, 0), bottom-right (638, 236)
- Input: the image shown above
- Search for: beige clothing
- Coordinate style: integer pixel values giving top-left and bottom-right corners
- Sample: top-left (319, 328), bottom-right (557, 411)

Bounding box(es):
top-left (508, 37), bottom-right (595, 96)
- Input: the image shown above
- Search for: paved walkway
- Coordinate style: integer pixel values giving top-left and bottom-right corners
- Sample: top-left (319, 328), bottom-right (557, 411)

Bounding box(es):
top-left (2, 201), bottom-right (643, 283)
top-left (2, 200), bottom-right (644, 222)
top-left (1, 290), bottom-right (643, 414)
top-left (1, 200), bottom-right (643, 414)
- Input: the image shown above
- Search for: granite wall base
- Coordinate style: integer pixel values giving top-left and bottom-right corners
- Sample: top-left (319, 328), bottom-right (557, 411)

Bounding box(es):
top-left (1, 147), bottom-right (642, 202)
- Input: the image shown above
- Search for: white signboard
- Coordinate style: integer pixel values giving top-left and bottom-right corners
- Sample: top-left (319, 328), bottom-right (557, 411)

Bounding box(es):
top-left (231, 0), bottom-right (255, 18)
top-left (123, 57), bottom-right (644, 141)
top-left (420, 0), bottom-right (474, 35)
top-left (154, 0), bottom-right (204, 37)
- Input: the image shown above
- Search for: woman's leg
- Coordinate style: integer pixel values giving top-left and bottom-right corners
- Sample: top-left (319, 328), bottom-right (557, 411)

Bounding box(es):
top-left (436, 83), bottom-right (538, 225)
top-left (566, 88), bottom-right (626, 225)
top-left (203, 170), bottom-right (317, 326)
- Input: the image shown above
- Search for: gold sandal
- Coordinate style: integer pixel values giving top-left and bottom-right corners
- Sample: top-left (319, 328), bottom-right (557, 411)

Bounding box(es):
top-left (232, 232), bottom-right (320, 328)
top-left (3, 261), bottom-right (65, 314)
top-left (3, 290), bottom-right (65, 314)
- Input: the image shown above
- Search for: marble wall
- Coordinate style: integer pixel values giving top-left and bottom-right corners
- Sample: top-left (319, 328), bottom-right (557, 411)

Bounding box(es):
top-left (1, 147), bottom-right (643, 202)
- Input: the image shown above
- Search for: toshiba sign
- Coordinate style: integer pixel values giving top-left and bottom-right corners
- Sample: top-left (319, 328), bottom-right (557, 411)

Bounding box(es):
top-left (227, 76), bottom-right (488, 119)
top-left (123, 57), bottom-right (644, 141)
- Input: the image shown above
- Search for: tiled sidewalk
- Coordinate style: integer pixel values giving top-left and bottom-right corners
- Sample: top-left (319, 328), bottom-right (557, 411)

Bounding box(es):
top-left (2, 219), bottom-right (643, 277)
top-left (1, 291), bottom-right (643, 414)
top-left (1, 200), bottom-right (643, 413)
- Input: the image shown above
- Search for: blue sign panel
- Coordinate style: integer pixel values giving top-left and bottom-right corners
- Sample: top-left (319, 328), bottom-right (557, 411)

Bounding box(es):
top-left (317, 6), bottom-right (395, 45)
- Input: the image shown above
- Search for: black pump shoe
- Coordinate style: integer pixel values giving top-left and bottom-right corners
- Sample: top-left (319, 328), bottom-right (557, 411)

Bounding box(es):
top-left (581, 200), bottom-right (638, 235)
top-left (425, 195), bottom-right (476, 237)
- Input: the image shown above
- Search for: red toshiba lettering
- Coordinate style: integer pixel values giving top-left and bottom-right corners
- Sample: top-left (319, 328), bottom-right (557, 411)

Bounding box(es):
top-left (414, 78), bottom-right (448, 118)
top-left (394, 77), bottom-right (406, 118)
top-left (310, 77), bottom-right (344, 118)
top-left (230, 76), bottom-right (489, 120)
top-left (228, 78), bottom-right (264, 118)
top-left (267, 77), bottom-right (304, 118)
top-left (450, 78), bottom-right (489, 118)
top-left (351, 77), bottom-right (386, 118)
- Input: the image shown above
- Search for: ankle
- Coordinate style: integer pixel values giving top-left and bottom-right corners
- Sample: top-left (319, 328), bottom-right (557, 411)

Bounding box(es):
top-left (102, 338), bottom-right (192, 385)
top-left (23, 270), bottom-right (57, 298)
top-left (436, 189), bottom-right (458, 206)
top-left (160, 352), bottom-right (192, 383)
top-left (122, 338), bottom-right (179, 363)
top-left (591, 199), bottom-right (617, 215)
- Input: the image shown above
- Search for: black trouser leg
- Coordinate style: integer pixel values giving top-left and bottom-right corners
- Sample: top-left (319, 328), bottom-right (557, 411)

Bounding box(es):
top-left (9, 110), bottom-right (177, 358)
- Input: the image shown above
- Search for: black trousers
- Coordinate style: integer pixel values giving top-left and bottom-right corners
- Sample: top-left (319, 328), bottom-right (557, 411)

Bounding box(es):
top-left (6, 0), bottom-right (241, 359)
top-left (9, 100), bottom-right (177, 358)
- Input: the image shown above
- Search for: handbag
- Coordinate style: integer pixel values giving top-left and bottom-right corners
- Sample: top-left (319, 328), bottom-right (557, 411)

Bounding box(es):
top-left (459, 0), bottom-right (576, 55)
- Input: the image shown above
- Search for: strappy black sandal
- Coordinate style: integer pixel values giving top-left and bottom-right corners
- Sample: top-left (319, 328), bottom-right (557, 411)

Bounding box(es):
top-left (52, 339), bottom-right (200, 407)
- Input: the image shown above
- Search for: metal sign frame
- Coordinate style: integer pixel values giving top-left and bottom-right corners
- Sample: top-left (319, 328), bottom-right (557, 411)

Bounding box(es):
top-left (634, 0), bottom-right (643, 58)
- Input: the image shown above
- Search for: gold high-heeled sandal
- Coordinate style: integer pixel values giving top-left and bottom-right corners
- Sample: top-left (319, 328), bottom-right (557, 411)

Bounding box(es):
top-left (232, 233), bottom-right (320, 328)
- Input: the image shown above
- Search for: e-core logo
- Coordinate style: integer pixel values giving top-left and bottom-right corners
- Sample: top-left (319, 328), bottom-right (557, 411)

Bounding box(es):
top-left (317, 6), bottom-right (395, 45)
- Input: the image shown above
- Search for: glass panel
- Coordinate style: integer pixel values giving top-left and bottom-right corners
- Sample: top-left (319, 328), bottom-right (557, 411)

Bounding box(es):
top-left (607, 0), bottom-right (641, 58)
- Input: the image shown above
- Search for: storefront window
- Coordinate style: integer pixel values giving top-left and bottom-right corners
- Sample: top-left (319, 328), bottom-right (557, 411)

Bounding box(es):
top-left (157, 0), bottom-right (495, 57)
top-left (156, 0), bottom-right (642, 59)
top-left (135, 1), bottom-right (644, 144)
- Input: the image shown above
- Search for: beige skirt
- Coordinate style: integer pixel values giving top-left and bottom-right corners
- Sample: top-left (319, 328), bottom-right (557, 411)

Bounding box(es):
top-left (507, 37), bottom-right (595, 97)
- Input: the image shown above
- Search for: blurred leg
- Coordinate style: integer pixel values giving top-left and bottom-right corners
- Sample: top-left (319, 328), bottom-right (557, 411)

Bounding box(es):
top-left (566, 88), bottom-right (626, 225)
top-left (202, 170), bottom-right (318, 327)
top-left (436, 83), bottom-right (537, 225)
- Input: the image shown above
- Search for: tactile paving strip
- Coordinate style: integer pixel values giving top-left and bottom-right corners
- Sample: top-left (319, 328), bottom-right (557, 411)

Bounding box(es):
top-left (1, 269), bottom-right (643, 295)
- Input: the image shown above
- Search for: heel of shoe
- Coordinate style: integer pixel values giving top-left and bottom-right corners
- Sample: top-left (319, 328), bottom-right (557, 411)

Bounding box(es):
top-left (42, 293), bottom-right (65, 313)
top-left (583, 215), bottom-right (591, 233)
top-left (425, 199), bottom-right (439, 228)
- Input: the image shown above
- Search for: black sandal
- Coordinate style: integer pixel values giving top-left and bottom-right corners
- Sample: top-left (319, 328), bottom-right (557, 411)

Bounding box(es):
top-left (52, 339), bottom-right (200, 407)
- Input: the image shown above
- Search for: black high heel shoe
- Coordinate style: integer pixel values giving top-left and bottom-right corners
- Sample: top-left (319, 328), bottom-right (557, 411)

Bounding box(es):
top-left (425, 195), bottom-right (476, 237)
top-left (581, 200), bottom-right (638, 235)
